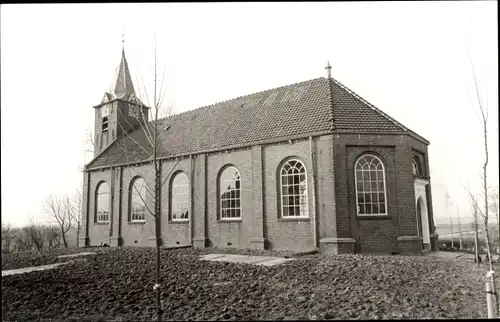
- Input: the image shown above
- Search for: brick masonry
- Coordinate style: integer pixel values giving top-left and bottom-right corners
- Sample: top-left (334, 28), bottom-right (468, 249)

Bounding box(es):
top-left (82, 132), bottom-right (436, 255)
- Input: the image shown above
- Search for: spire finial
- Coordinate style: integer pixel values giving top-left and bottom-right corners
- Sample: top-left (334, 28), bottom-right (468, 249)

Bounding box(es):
top-left (121, 29), bottom-right (125, 51)
top-left (325, 61), bottom-right (332, 79)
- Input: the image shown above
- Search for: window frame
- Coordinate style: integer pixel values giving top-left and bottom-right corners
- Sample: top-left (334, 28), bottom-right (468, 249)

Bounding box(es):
top-left (279, 158), bottom-right (309, 219)
top-left (218, 166), bottom-right (242, 221)
top-left (95, 181), bottom-right (110, 223)
top-left (354, 154), bottom-right (388, 217)
top-left (129, 176), bottom-right (147, 223)
top-left (170, 172), bottom-right (190, 222)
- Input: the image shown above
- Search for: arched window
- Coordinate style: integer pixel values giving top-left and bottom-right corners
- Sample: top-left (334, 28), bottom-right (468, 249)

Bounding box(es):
top-left (96, 181), bottom-right (110, 223)
top-left (412, 157), bottom-right (421, 177)
top-left (219, 166), bottom-right (241, 219)
top-left (280, 159), bottom-right (308, 218)
top-left (171, 172), bottom-right (189, 221)
top-left (355, 154), bottom-right (387, 216)
top-left (129, 177), bottom-right (147, 222)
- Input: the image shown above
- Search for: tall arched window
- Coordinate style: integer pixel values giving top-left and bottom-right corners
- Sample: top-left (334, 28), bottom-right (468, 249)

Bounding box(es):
top-left (171, 172), bottom-right (189, 221)
top-left (129, 177), bottom-right (147, 222)
top-left (96, 181), bottom-right (110, 223)
top-left (219, 166), bottom-right (241, 219)
top-left (280, 159), bottom-right (308, 218)
top-left (355, 154), bottom-right (387, 216)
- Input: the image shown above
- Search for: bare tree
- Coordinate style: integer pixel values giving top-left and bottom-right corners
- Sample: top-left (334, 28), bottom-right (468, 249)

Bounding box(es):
top-left (13, 227), bottom-right (33, 252)
top-left (68, 189), bottom-right (83, 247)
top-left (462, 53), bottom-right (498, 314)
top-left (466, 188), bottom-right (481, 265)
top-left (43, 194), bottom-right (73, 248)
top-left (444, 191), bottom-right (454, 248)
top-left (105, 37), bottom-right (178, 321)
top-left (44, 225), bottom-right (62, 250)
top-left (490, 187), bottom-right (499, 255)
top-left (25, 216), bottom-right (46, 252)
top-left (1, 223), bottom-right (15, 254)
top-left (84, 128), bottom-right (96, 155)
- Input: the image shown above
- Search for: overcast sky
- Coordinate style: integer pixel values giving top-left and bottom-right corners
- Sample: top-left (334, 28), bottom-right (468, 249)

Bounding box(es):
top-left (1, 2), bottom-right (498, 227)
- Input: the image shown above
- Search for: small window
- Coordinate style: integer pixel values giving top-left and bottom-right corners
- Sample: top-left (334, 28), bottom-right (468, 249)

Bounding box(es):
top-left (129, 177), bottom-right (147, 222)
top-left (219, 166), bottom-right (241, 220)
top-left (96, 181), bottom-right (110, 223)
top-left (171, 172), bottom-right (189, 221)
top-left (355, 154), bottom-right (388, 216)
top-left (280, 159), bottom-right (308, 218)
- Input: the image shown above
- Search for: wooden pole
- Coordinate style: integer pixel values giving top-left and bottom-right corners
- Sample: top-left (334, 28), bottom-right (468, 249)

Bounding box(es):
top-left (457, 205), bottom-right (463, 250)
top-left (486, 280), bottom-right (497, 318)
top-left (450, 215), bottom-right (455, 249)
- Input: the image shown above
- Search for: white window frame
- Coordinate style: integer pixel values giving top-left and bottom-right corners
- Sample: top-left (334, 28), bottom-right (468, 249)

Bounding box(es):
top-left (130, 177), bottom-right (147, 222)
top-left (96, 181), bottom-right (110, 223)
top-left (171, 172), bottom-right (189, 221)
top-left (280, 159), bottom-right (309, 218)
top-left (219, 166), bottom-right (242, 220)
top-left (354, 154), bottom-right (388, 216)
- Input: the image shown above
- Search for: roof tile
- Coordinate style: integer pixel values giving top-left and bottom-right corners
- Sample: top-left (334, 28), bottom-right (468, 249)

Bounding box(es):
top-left (86, 77), bottom-right (424, 169)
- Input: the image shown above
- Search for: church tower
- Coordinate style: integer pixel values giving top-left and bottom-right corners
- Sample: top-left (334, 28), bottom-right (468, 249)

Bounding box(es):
top-left (93, 47), bottom-right (149, 157)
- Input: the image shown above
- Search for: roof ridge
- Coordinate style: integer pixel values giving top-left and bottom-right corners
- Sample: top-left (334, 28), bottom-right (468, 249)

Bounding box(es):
top-left (159, 77), bottom-right (325, 123)
top-left (329, 77), bottom-right (408, 132)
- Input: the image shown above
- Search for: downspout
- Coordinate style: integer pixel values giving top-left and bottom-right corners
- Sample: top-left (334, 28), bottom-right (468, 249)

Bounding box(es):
top-left (118, 166), bottom-right (123, 246)
top-left (109, 167), bottom-right (115, 242)
top-left (158, 161), bottom-right (163, 246)
top-left (85, 170), bottom-right (91, 246)
top-left (309, 136), bottom-right (318, 249)
top-left (189, 155), bottom-right (194, 245)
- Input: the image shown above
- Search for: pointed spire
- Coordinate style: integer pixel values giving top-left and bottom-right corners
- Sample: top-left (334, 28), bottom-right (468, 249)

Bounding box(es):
top-left (113, 46), bottom-right (135, 98)
top-left (325, 61), bottom-right (332, 79)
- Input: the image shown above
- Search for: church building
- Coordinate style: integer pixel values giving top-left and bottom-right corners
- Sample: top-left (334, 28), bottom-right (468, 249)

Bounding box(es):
top-left (81, 48), bottom-right (438, 255)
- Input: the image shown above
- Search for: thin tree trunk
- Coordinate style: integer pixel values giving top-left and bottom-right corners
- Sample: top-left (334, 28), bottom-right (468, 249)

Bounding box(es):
top-left (77, 223), bottom-right (81, 248)
top-left (61, 227), bottom-right (68, 248)
top-left (496, 205), bottom-right (500, 256)
top-left (450, 215), bottom-right (455, 249)
top-left (457, 206), bottom-right (463, 249)
top-left (152, 35), bottom-right (163, 322)
top-left (475, 225), bottom-right (479, 266)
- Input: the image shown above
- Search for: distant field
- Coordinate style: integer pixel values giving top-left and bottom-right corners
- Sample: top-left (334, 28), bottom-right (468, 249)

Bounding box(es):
top-left (1, 247), bottom-right (496, 320)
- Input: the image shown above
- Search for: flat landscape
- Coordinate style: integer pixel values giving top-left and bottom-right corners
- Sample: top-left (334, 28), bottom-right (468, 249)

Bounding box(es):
top-left (1, 247), bottom-right (494, 320)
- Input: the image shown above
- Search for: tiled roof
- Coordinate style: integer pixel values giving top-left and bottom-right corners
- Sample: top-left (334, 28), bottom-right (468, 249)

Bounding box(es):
top-left (86, 77), bottom-right (426, 169)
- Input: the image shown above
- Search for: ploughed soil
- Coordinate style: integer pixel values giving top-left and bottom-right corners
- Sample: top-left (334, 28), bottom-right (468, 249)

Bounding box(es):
top-left (1, 247), bottom-right (495, 320)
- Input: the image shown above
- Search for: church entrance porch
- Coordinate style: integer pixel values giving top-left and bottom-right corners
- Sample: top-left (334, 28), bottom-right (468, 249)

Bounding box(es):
top-left (414, 178), bottom-right (430, 251)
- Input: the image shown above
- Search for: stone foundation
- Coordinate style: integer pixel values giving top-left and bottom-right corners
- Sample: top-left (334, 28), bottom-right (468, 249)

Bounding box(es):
top-left (80, 236), bottom-right (90, 247)
top-left (430, 233), bottom-right (439, 251)
top-left (110, 237), bottom-right (123, 247)
top-left (249, 237), bottom-right (267, 250)
top-left (148, 236), bottom-right (163, 247)
top-left (397, 236), bottom-right (423, 255)
top-left (193, 237), bottom-right (209, 248)
top-left (320, 238), bottom-right (356, 254)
